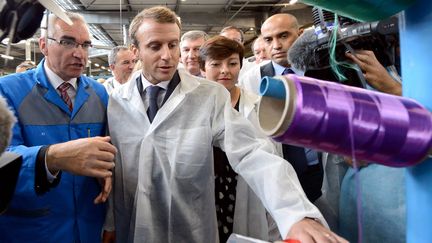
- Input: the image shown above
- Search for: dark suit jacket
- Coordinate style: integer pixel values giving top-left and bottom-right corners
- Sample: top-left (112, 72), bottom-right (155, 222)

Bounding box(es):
top-left (260, 62), bottom-right (323, 202)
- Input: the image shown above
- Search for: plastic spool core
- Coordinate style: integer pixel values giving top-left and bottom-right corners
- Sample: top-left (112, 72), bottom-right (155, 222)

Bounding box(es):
top-left (258, 75), bottom-right (297, 138)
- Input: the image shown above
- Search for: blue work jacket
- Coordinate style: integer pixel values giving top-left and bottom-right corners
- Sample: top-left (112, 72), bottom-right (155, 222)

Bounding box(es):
top-left (0, 60), bottom-right (108, 243)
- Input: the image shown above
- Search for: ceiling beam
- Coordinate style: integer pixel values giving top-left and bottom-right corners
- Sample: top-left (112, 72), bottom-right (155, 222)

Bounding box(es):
top-left (124, 0), bottom-right (132, 12)
top-left (174, 0), bottom-right (181, 13)
top-left (224, 0), bottom-right (251, 26)
top-left (78, 11), bottom-right (257, 27)
top-left (223, 0), bottom-right (236, 12)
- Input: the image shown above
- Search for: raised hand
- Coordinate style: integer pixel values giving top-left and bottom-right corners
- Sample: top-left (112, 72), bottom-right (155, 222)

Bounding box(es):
top-left (46, 136), bottom-right (117, 178)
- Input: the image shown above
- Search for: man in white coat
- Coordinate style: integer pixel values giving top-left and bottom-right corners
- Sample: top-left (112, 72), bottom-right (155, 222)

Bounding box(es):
top-left (105, 6), bottom-right (346, 243)
top-left (103, 46), bottom-right (136, 94)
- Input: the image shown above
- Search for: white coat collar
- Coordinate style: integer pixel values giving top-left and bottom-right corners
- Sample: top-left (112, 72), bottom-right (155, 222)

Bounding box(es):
top-left (116, 67), bottom-right (201, 133)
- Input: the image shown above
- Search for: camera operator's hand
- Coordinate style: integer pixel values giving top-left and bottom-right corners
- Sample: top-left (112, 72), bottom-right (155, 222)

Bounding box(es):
top-left (346, 50), bottom-right (401, 96)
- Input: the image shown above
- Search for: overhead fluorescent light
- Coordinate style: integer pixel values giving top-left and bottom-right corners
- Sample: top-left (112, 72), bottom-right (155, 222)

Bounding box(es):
top-left (94, 63), bottom-right (100, 67)
top-left (39, 0), bottom-right (73, 25)
top-left (52, 0), bottom-right (79, 10)
top-left (0, 54), bottom-right (14, 60)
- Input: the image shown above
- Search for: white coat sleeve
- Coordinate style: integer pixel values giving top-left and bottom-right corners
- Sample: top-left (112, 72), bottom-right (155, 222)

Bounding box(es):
top-left (238, 65), bottom-right (262, 95)
top-left (211, 89), bottom-right (327, 238)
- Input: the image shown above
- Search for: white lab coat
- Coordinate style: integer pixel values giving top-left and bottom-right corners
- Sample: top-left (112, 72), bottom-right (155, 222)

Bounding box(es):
top-left (107, 68), bottom-right (326, 243)
top-left (233, 89), bottom-right (281, 241)
top-left (103, 77), bottom-right (122, 95)
top-left (238, 60), bottom-right (270, 95)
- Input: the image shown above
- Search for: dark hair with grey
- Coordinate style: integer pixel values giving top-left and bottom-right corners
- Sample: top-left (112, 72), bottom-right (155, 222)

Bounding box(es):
top-left (220, 26), bottom-right (244, 43)
top-left (129, 6), bottom-right (181, 47)
top-left (181, 30), bottom-right (209, 43)
top-left (108, 46), bottom-right (130, 65)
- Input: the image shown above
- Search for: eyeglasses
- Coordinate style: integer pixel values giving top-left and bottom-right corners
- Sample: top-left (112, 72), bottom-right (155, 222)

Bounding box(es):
top-left (47, 37), bottom-right (93, 50)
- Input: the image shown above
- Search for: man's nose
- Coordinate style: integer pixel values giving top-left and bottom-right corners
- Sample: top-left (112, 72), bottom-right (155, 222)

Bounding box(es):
top-left (72, 47), bottom-right (85, 59)
top-left (161, 45), bottom-right (172, 60)
top-left (189, 49), bottom-right (198, 59)
top-left (272, 39), bottom-right (282, 50)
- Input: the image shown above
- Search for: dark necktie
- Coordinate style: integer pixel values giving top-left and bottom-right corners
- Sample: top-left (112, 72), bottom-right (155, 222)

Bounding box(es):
top-left (282, 68), bottom-right (295, 75)
top-left (57, 82), bottom-right (73, 111)
top-left (147, 85), bottom-right (162, 123)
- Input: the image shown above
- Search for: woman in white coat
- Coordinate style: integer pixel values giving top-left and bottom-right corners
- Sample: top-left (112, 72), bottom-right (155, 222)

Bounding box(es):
top-left (199, 36), bottom-right (280, 242)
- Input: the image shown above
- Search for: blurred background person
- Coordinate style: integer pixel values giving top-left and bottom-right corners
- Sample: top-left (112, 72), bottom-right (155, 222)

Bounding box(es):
top-left (251, 35), bottom-right (269, 64)
top-left (15, 61), bottom-right (35, 73)
top-left (180, 30), bottom-right (209, 77)
top-left (104, 46), bottom-right (136, 94)
top-left (220, 26), bottom-right (244, 45)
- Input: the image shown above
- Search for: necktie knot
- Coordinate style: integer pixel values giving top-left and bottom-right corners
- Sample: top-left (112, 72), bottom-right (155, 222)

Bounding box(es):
top-left (282, 68), bottom-right (295, 75)
top-left (147, 85), bottom-right (162, 101)
top-left (57, 82), bottom-right (73, 111)
top-left (147, 85), bottom-right (163, 123)
top-left (58, 82), bottom-right (72, 92)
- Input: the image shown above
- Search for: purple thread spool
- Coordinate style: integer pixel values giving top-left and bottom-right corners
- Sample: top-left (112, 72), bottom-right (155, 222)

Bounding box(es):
top-left (258, 74), bottom-right (432, 167)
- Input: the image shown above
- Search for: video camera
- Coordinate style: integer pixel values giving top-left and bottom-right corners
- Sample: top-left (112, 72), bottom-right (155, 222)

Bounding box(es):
top-left (304, 7), bottom-right (400, 88)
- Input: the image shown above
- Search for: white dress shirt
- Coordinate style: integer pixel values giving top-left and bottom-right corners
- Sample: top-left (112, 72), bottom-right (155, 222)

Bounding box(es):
top-left (140, 73), bottom-right (170, 110)
top-left (43, 61), bottom-right (78, 181)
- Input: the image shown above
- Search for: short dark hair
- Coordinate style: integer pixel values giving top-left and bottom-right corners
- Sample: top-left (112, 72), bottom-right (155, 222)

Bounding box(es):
top-left (199, 36), bottom-right (244, 71)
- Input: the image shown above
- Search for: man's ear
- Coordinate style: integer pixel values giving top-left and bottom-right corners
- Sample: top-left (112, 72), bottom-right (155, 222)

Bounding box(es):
top-left (109, 64), bottom-right (115, 72)
top-left (131, 44), bottom-right (139, 57)
top-left (298, 28), bottom-right (304, 36)
top-left (39, 36), bottom-right (48, 56)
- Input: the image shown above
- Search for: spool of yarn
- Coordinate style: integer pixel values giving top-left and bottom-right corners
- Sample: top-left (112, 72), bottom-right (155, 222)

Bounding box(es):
top-left (258, 74), bottom-right (432, 167)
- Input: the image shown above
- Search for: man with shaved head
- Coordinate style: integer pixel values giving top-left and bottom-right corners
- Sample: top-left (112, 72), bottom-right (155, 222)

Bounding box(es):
top-left (261, 14), bottom-right (300, 67)
top-left (239, 13), bottom-right (302, 93)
